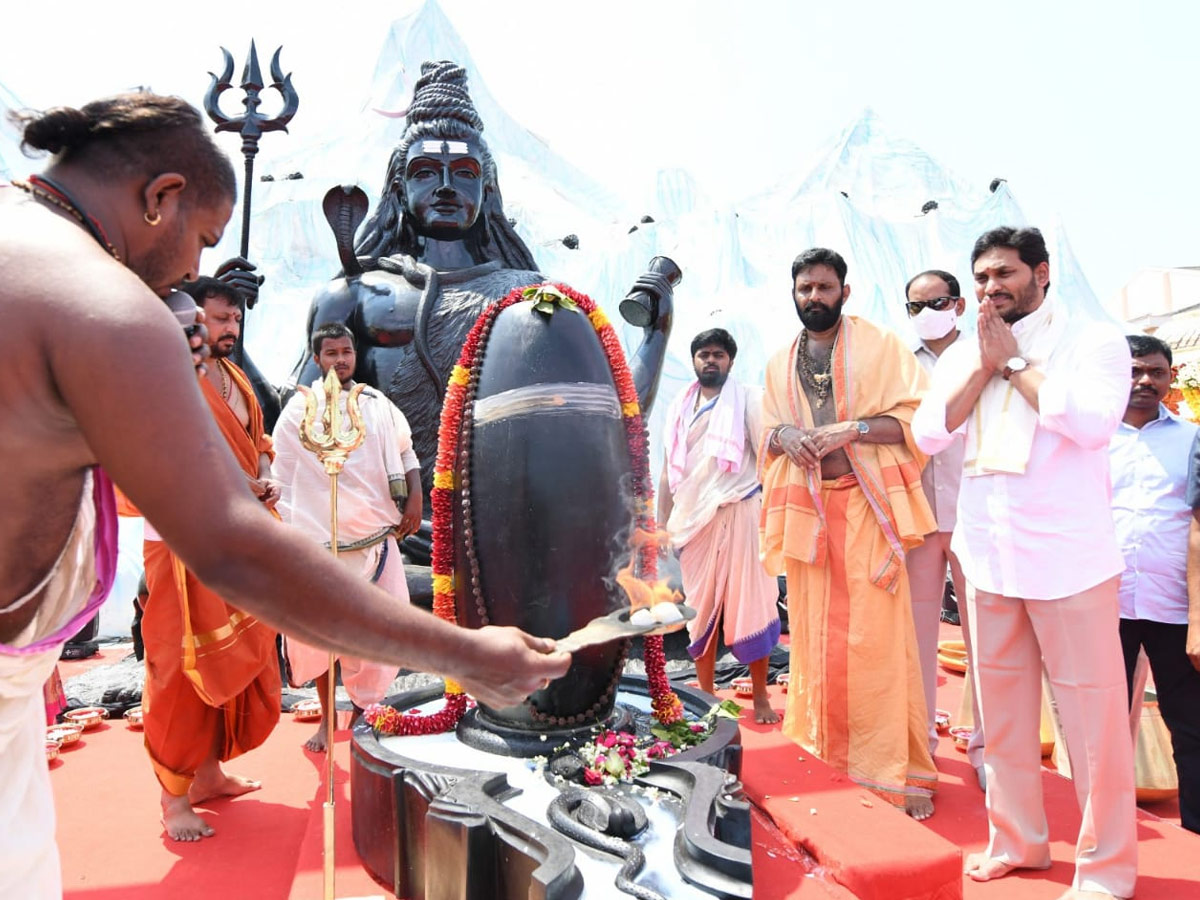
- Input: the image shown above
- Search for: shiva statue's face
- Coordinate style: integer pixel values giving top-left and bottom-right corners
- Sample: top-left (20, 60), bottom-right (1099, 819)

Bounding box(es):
top-left (404, 137), bottom-right (485, 238)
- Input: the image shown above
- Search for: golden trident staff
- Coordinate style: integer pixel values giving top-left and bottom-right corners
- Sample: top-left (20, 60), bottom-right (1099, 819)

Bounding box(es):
top-left (297, 368), bottom-right (366, 900)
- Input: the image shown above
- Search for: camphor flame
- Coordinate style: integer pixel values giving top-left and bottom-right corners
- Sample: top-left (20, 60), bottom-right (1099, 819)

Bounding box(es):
top-left (615, 528), bottom-right (681, 611)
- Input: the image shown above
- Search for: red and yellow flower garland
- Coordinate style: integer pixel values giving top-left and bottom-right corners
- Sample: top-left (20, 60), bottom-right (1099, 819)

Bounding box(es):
top-left (366, 281), bottom-right (682, 736)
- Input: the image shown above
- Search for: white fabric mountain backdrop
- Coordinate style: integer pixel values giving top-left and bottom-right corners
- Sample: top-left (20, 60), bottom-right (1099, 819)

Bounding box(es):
top-left (0, 0), bottom-right (1112, 636)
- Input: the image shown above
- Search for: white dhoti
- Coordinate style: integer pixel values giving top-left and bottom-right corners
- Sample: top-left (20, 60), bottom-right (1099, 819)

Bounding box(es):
top-left (285, 536), bottom-right (407, 707)
top-left (2, 470), bottom-right (112, 900)
top-left (274, 384), bottom-right (420, 708)
top-left (0, 655), bottom-right (62, 899)
top-left (679, 494), bottom-right (780, 663)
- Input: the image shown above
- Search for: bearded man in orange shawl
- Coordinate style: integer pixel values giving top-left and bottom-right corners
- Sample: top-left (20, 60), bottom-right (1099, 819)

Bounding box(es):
top-left (759, 248), bottom-right (939, 819)
top-left (140, 276), bottom-right (282, 841)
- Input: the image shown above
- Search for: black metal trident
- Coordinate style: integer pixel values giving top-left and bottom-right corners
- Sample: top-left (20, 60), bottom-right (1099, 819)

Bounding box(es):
top-left (204, 41), bottom-right (299, 259)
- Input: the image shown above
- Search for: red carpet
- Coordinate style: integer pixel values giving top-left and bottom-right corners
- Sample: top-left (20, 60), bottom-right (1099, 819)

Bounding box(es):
top-left (49, 640), bottom-right (1199, 899)
top-left (744, 621), bottom-right (1197, 900)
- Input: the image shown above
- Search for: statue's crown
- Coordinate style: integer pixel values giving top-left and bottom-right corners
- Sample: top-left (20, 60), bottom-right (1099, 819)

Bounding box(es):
top-left (407, 60), bottom-right (483, 134)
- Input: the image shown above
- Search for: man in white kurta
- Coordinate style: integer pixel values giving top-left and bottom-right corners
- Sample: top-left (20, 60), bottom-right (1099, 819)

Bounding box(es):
top-left (659, 329), bottom-right (781, 724)
top-left (913, 227), bottom-right (1136, 899)
top-left (273, 324), bottom-right (423, 752)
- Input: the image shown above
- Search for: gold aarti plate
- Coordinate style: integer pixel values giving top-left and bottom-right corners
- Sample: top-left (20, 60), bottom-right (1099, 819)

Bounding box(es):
top-left (64, 707), bottom-right (107, 730)
top-left (292, 699), bottom-right (322, 722)
top-left (47, 723), bottom-right (84, 747)
top-left (938, 654), bottom-right (968, 674)
top-left (949, 726), bottom-right (973, 751)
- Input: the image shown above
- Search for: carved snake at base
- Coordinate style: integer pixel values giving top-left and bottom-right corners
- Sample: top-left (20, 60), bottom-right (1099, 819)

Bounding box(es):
top-left (546, 787), bottom-right (664, 900)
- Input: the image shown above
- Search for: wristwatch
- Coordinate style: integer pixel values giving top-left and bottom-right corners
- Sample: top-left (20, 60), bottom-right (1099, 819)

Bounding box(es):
top-left (854, 420), bottom-right (870, 440)
top-left (1001, 357), bottom-right (1028, 381)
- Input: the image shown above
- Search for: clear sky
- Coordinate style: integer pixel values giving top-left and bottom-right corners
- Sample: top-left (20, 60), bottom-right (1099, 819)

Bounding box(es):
top-left (3, 0), bottom-right (1195, 306)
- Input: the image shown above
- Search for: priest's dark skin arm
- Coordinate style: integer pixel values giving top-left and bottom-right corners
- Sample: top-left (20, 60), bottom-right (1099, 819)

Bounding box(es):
top-left (2, 210), bottom-right (569, 708)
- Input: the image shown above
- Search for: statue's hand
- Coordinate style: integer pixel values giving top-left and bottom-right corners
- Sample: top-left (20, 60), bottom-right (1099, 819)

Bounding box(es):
top-left (214, 256), bottom-right (266, 309)
top-left (648, 274), bottom-right (674, 331)
top-left (625, 271), bottom-right (675, 333)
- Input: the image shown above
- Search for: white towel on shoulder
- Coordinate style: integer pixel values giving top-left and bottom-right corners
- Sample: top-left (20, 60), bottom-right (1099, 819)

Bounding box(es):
top-left (964, 297), bottom-right (1067, 476)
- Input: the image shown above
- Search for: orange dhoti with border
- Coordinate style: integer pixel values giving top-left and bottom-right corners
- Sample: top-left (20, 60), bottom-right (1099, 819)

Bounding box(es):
top-left (139, 363), bottom-right (280, 797)
top-left (759, 316), bottom-right (939, 806)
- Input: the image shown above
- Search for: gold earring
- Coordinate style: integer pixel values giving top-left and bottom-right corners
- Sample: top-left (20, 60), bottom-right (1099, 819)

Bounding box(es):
top-left (144, 210), bottom-right (161, 227)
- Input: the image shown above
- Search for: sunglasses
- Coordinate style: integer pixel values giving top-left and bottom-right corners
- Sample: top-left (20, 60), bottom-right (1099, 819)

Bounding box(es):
top-left (905, 296), bottom-right (958, 316)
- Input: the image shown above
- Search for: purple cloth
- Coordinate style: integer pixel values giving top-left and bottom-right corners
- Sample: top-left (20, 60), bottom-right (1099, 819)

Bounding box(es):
top-left (0, 468), bottom-right (118, 656)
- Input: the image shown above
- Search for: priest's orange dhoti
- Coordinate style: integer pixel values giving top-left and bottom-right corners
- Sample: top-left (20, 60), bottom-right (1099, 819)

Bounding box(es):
top-left (781, 478), bottom-right (936, 803)
top-left (759, 316), bottom-right (939, 806)
top-left (138, 362), bottom-right (280, 797)
top-left (141, 543), bottom-right (280, 795)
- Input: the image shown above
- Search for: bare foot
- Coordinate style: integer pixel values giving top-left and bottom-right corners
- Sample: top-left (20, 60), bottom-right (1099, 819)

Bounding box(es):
top-left (905, 794), bottom-right (934, 821)
top-left (162, 792), bottom-right (215, 842)
top-left (188, 769), bottom-right (262, 805)
top-left (964, 852), bottom-right (1050, 882)
top-left (752, 693), bottom-right (780, 724)
top-left (304, 719), bottom-right (328, 753)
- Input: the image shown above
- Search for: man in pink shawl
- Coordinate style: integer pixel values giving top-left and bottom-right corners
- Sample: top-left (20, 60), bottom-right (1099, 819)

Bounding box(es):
top-left (659, 328), bottom-right (782, 723)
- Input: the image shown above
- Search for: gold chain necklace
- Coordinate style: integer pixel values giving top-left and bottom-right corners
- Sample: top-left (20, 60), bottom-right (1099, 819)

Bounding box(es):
top-left (11, 177), bottom-right (122, 262)
top-left (214, 359), bottom-right (231, 401)
top-left (797, 330), bottom-right (835, 408)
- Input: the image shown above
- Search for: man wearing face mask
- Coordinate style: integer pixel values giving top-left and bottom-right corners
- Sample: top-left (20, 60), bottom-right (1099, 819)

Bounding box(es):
top-left (903, 270), bottom-right (986, 790)
top-left (759, 248), bottom-right (939, 819)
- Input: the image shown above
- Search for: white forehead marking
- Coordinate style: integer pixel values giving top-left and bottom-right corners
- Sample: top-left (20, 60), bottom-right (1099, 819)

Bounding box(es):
top-left (419, 140), bottom-right (471, 155)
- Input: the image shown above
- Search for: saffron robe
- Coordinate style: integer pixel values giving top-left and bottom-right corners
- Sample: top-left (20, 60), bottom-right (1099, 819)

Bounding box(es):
top-left (759, 316), bottom-right (938, 805)
top-left (141, 362), bottom-right (280, 796)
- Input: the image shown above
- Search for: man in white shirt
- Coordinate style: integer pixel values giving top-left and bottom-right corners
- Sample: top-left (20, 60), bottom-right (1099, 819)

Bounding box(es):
top-left (903, 269), bottom-right (985, 789)
top-left (273, 323), bottom-right (424, 752)
top-left (1114, 334), bottom-right (1200, 835)
top-left (912, 227), bottom-right (1136, 899)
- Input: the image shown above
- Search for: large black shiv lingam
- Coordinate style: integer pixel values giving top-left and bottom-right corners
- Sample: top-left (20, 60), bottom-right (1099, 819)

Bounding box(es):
top-left (314, 61), bottom-right (751, 899)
